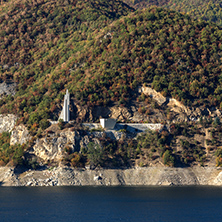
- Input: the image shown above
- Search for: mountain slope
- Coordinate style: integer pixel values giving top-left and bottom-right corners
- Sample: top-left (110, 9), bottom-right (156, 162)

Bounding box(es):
top-left (124, 0), bottom-right (222, 26)
top-left (61, 7), bottom-right (222, 108)
top-left (1, 4), bottom-right (222, 130)
top-left (0, 0), bottom-right (134, 126)
top-left (0, 0), bottom-right (133, 67)
top-left (1, 1), bottom-right (222, 169)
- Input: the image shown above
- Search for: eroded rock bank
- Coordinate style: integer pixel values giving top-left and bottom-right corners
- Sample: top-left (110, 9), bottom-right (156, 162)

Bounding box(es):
top-left (1, 166), bottom-right (222, 186)
top-left (0, 114), bottom-right (17, 133)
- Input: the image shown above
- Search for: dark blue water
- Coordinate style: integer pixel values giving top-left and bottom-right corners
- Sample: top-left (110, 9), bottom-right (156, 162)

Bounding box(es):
top-left (0, 186), bottom-right (222, 222)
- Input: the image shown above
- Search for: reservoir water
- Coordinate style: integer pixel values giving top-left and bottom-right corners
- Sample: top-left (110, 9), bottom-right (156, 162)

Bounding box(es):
top-left (0, 186), bottom-right (222, 222)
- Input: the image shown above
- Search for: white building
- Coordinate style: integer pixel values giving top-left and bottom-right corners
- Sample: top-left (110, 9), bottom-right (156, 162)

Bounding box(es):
top-left (100, 118), bottom-right (116, 130)
top-left (59, 89), bottom-right (70, 122)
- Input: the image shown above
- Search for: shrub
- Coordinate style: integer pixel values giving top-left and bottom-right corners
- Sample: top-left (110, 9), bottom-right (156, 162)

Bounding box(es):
top-left (70, 153), bottom-right (85, 168)
top-left (87, 142), bottom-right (104, 167)
top-left (39, 119), bottom-right (50, 130)
top-left (58, 119), bottom-right (65, 130)
top-left (163, 150), bottom-right (175, 166)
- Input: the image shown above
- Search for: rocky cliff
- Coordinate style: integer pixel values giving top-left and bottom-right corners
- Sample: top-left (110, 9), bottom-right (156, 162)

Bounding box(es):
top-left (10, 125), bottom-right (30, 145)
top-left (1, 166), bottom-right (222, 187)
top-left (140, 85), bottom-right (222, 122)
top-left (32, 129), bottom-right (81, 162)
top-left (74, 85), bottom-right (222, 124)
top-left (0, 114), bottom-right (17, 133)
top-left (0, 82), bottom-right (16, 99)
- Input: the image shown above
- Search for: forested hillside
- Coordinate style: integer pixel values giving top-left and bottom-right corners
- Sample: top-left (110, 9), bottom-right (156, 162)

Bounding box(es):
top-left (0, 0), bottom-right (133, 66)
top-left (124, 0), bottom-right (169, 8)
top-left (1, 4), bottom-right (222, 130)
top-left (124, 0), bottom-right (222, 26)
top-left (0, 0), bottom-right (134, 127)
top-left (1, 0), bottom-right (222, 169)
top-left (68, 7), bottom-right (222, 109)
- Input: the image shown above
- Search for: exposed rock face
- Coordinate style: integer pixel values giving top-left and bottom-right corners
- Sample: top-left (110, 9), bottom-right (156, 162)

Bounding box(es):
top-left (0, 114), bottom-right (17, 133)
top-left (10, 125), bottom-right (31, 145)
top-left (75, 104), bottom-right (92, 122)
top-left (33, 129), bottom-right (81, 161)
top-left (32, 127), bottom-right (126, 162)
top-left (0, 167), bottom-right (20, 186)
top-left (79, 135), bottom-right (90, 150)
top-left (140, 85), bottom-right (222, 122)
top-left (1, 166), bottom-right (222, 187)
top-left (214, 171), bottom-right (222, 184)
top-left (109, 105), bottom-right (153, 123)
top-left (110, 106), bottom-right (132, 121)
top-left (0, 82), bottom-right (16, 99)
top-left (140, 86), bottom-right (166, 105)
top-left (167, 98), bottom-right (189, 114)
top-left (74, 85), bottom-right (222, 124)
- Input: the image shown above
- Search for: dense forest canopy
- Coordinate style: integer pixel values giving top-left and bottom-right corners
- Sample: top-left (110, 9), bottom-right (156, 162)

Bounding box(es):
top-left (67, 7), bottom-right (222, 109)
top-left (0, 0), bottom-right (134, 127)
top-left (0, 0), bottom-right (133, 66)
top-left (124, 0), bottom-right (222, 26)
top-left (0, 1), bottom-right (222, 130)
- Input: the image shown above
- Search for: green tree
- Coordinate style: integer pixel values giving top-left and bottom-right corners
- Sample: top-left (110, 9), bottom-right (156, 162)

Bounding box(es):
top-left (163, 150), bottom-right (175, 166)
top-left (87, 142), bottom-right (104, 168)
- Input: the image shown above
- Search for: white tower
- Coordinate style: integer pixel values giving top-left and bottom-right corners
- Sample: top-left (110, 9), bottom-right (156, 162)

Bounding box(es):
top-left (59, 89), bottom-right (70, 122)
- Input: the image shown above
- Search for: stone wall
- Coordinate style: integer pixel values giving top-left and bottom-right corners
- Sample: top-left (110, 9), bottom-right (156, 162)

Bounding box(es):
top-left (115, 123), bottom-right (163, 133)
top-left (83, 123), bottom-right (163, 133)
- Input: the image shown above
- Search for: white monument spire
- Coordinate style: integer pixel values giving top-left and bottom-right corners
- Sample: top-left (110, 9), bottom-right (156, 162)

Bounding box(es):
top-left (59, 89), bottom-right (70, 122)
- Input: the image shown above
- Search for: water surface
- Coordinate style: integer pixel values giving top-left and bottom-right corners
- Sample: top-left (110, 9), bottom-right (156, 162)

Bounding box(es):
top-left (0, 186), bottom-right (221, 222)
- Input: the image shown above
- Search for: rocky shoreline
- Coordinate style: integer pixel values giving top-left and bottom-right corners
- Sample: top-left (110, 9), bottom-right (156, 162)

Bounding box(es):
top-left (1, 166), bottom-right (222, 187)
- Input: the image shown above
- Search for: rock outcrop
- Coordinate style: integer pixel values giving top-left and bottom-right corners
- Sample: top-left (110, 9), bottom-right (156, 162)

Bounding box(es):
top-left (32, 129), bottom-right (81, 161)
top-left (0, 81), bottom-right (16, 99)
top-left (0, 167), bottom-right (20, 186)
top-left (69, 85), bottom-right (222, 124)
top-left (10, 125), bottom-right (31, 145)
top-left (140, 86), bottom-right (166, 105)
top-left (140, 85), bottom-right (222, 122)
top-left (109, 106), bottom-right (132, 121)
top-left (0, 114), bottom-right (17, 133)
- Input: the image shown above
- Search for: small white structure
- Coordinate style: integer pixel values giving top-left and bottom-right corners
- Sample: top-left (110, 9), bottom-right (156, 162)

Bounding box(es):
top-left (59, 89), bottom-right (70, 122)
top-left (100, 118), bottom-right (116, 130)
